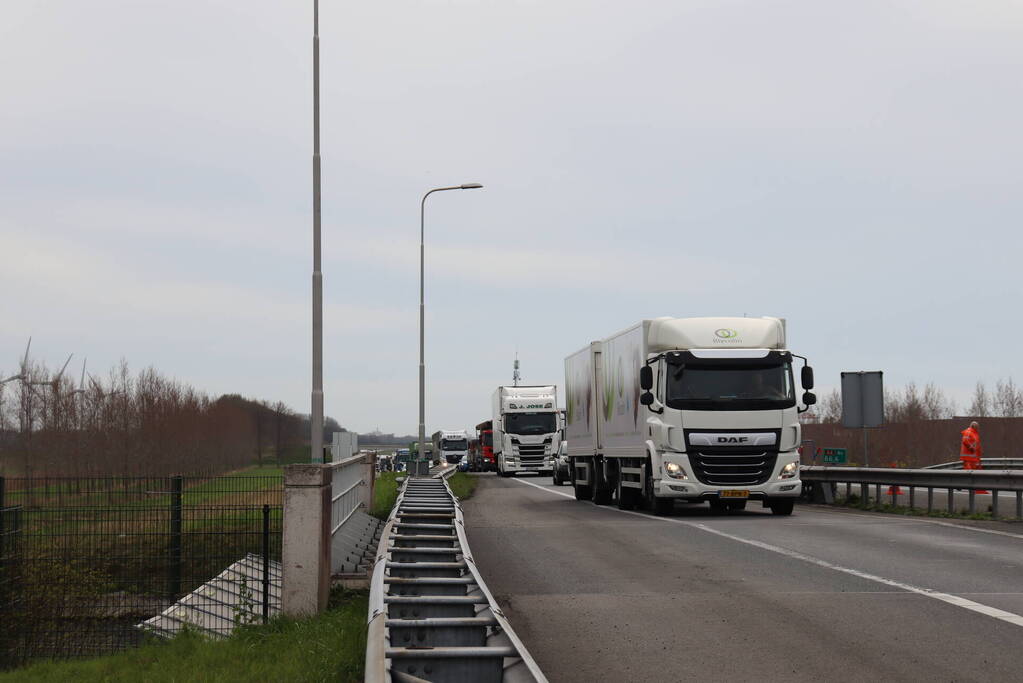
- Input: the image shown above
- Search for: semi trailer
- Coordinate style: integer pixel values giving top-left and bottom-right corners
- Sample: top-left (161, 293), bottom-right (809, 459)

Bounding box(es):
top-left (565, 317), bottom-right (815, 515)
top-left (491, 385), bottom-right (560, 477)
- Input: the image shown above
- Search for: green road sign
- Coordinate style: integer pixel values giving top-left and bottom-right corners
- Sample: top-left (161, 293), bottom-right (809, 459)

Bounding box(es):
top-left (822, 447), bottom-right (847, 464)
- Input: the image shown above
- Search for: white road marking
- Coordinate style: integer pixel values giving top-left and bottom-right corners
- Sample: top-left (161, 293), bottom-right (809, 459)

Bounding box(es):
top-left (509, 476), bottom-right (1023, 630)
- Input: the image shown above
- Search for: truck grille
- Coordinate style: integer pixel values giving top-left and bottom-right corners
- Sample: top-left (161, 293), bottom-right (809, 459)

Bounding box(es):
top-left (514, 443), bottom-right (548, 467)
top-left (688, 447), bottom-right (778, 486)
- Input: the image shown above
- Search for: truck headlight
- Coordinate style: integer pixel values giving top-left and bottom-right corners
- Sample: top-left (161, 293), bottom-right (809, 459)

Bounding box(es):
top-left (664, 462), bottom-right (687, 480)
top-left (779, 462), bottom-right (799, 479)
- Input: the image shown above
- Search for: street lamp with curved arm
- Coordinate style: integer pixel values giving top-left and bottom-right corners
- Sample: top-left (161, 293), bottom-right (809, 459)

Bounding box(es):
top-left (419, 183), bottom-right (483, 461)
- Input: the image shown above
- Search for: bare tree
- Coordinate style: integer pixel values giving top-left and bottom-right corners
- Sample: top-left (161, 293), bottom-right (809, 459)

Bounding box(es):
top-left (994, 378), bottom-right (1023, 417)
top-left (819, 389), bottom-right (842, 423)
top-left (968, 381), bottom-right (991, 417)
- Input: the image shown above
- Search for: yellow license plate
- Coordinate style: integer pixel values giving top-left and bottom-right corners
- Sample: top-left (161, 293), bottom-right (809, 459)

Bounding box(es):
top-left (719, 490), bottom-right (749, 499)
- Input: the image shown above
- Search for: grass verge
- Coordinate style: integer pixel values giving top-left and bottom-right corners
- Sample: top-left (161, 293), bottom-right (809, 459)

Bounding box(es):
top-left (837, 495), bottom-right (996, 521)
top-left (1, 588), bottom-right (368, 683)
top-left (447, 472), bottom-right (478, 500)
top-left (370, 471), bottom-right (399, 520)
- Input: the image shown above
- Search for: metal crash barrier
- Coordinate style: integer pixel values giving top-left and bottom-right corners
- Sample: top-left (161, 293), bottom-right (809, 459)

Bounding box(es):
top-left (365, 475), bottom-right (546, 683)
top-left (801, 465), bottom-right (1023, 518)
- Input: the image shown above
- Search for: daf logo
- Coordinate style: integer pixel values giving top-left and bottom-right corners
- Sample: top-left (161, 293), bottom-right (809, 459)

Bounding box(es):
top-left (717, 436), bottom-right (749, 443)
top-left (714, 328), bottom-right (738, 339)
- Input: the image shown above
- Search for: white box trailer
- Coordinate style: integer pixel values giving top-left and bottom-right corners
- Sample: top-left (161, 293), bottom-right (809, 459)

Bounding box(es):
top-left (491, 385), bottom-right (560, 477)
top-left (565, 317), bottom-right (815, 515)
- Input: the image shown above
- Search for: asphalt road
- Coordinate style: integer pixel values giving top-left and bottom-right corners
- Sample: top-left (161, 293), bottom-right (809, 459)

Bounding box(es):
top-left (462, 473), bottom-right (1023, 683)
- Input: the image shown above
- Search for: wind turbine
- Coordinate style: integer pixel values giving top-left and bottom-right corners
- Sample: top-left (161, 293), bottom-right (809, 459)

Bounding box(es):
top-left (1, 337), bottom-right (32, 385)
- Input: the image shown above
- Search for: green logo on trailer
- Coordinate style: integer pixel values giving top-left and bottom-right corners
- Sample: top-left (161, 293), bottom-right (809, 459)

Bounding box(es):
top-left (715, 328), bottom-right (738, 339)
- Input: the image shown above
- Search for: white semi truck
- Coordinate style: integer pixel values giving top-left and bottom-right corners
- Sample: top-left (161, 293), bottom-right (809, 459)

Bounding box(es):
top-left (432, 429), bottom-right (471, 465)
top-left (565, 317), bottom-right (815, 515)
top-left (492, 385), bottom-right (560, 477)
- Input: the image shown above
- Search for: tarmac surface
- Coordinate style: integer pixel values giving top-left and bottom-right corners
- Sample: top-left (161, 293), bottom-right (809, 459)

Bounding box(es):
top-left (462, 473), bottom-right (1023, 683)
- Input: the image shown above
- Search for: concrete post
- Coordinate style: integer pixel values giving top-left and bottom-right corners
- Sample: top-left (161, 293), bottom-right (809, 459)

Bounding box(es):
top-left (283, 464), bottom-right (331, 616)
top-left (363, 453), bottom-right (376, 512)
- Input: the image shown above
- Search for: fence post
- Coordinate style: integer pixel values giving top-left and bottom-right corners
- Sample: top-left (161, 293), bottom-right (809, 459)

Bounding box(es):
top-left (262, 504), bottom-right (271, 623)
top-left (282, 464), bottom-right (330, 616)
top-left (363, 453), bottom-right (376, 512)
top-left (167, 475), bottom-right (183, 602)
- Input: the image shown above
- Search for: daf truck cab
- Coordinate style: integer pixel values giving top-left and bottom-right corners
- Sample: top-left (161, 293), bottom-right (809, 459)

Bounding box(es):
top-left (566, 317), bottom-right (815, 515)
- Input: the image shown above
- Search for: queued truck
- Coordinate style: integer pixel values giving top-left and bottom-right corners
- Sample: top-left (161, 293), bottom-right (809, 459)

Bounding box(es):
top-left (565, 317), bottom-right (815, 515)
top-left (474, 421), bottom-right (496, 472)
top-left (492, 385), bottom-right (560, 477)
top-left (432, 429), bottom-right (471, 465)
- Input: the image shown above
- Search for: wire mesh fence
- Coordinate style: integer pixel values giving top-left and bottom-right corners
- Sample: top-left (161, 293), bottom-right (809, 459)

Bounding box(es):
top-left (0, 474), bottom-right (283, 670)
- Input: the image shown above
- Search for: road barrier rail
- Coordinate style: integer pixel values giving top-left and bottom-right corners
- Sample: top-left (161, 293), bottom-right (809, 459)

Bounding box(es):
top-left (365, 475), bottom-right (546, 683)
top-left (801, 465), bottom-right (1023, 518)
top-left (924, 458), bottom-right (1023, 470)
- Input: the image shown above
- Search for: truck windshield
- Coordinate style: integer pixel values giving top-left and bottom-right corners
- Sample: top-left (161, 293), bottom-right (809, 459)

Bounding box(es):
top-left (504, 412), bottom-right (557, 435)
top-left (482, 432), bottom-right (493, 447)
top-left (665, 362), bottom-right (795, 411)
top-left (441, 438), bottom-right (468, 451)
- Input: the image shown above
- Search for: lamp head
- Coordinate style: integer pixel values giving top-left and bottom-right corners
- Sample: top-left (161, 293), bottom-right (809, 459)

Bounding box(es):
top-left (460, 183), bottom-right (483, 189)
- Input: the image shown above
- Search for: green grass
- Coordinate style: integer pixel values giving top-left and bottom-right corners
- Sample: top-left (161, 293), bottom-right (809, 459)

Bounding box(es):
top-left (1, 588), bottom-right (368, 683)
top-left (370, 472), bottom-right (399, 520)
top-left (447, 472), bottom-right (478, 500)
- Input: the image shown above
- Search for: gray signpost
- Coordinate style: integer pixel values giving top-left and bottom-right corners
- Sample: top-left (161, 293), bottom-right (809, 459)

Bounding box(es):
top-left (841, 371), bottom-right (884, 466)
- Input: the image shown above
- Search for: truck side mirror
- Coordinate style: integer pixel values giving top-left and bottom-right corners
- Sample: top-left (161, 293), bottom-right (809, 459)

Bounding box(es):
top-left (640, 366), bottom-right (653, 391)
top-left (640, 391), bottom-right (654, 406)
top-left (802, 391), bottom-right (816, 406)
top-left (801, 366), bottom-right (814, 390)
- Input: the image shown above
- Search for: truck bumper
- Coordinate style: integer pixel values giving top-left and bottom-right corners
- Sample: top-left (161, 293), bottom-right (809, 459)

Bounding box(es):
top-left (501, 457), bottom-right (554, 474)
top-left (654, 478), bottom-right (801, 500)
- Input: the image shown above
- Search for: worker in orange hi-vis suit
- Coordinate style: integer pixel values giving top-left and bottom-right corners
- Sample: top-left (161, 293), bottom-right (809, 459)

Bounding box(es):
top-left (960, 421), bottom-right (988, 494)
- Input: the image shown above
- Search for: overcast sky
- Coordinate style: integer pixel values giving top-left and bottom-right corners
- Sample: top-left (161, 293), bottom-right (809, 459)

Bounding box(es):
top-left (2, 1), bottom-right (1021, 434)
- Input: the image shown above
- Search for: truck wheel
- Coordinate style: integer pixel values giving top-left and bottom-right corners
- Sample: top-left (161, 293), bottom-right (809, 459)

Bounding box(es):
top-left (769, 499), bottom-right (795, 516)
top-left (573, 478), bottom-right (592, 500)
top-left (591, 459), bottom-right (612, 505)
top-left (643, 461), bottom-right (673, 515)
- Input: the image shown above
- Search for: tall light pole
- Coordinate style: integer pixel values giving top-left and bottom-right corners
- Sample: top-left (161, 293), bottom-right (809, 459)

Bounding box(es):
top-left (418, 184), bottom-right (483, 464)
top-left (311, 0), bottom-right (324, 463)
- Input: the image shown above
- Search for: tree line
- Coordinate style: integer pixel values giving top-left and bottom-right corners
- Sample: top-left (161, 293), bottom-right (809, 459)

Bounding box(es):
top-left (0, 352), bottom-right (342, 478)
top-left (810, 378), bottom-right (1023, 424)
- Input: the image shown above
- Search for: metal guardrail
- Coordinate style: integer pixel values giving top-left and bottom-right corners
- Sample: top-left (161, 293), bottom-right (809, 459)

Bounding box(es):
top-left (431, 464), bottom-right (458, 481)
top-left (801, 465), bottom-right (1023, 518)
top-left (924, 458), bottom-right (1023, 470)
top-left (365, 476), bottom-right (547, 683)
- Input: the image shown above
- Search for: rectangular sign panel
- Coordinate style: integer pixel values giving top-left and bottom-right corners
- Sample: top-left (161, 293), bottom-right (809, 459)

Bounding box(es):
top-left (841, 371), bottom-right (884, 429)
top-left (821, 447), bottom-right (847, 464)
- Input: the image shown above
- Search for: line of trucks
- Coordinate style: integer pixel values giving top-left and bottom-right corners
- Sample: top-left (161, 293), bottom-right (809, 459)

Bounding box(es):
top-left (430, 316), bottom-right (815, 515)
